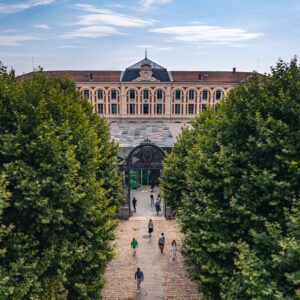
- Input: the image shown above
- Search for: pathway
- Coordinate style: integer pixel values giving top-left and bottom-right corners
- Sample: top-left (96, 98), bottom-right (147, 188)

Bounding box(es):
top-left (102, 188), bottom-right (202, 300)
top-left (131, 186), bottom-right (163, 218)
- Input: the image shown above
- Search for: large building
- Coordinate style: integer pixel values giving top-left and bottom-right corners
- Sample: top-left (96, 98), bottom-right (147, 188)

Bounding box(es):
top-left (21, 56), bottom-right (261, 217)
top-left (27, 55), bottom-right (258, 121)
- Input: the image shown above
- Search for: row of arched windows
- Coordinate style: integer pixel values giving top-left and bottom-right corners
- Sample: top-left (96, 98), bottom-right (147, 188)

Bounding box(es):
top-left (82, 88), bottom-right (226, 101)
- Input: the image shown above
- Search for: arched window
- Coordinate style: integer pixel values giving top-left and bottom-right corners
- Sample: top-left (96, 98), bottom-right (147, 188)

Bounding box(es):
top-left (111, 89), bottom-right (117, 100)
top-left (83, 89), bottom-right (89, 98)
top-left (216, 90), bottom-right (222, 100)
top-left (97, 89), bottom-right (103, 100)
top-left (202, 90), bottom-right (208, 100)
top-left (175, 89), bottom-right (181, 100)
top-left (143, 89), bottom-right (149, 99)
top-left (189, 90), bottom-right (195, 100)
top-left (157, 89), bottom-right (163, 99)
top-left (129, 89), bottom-right (135, 99)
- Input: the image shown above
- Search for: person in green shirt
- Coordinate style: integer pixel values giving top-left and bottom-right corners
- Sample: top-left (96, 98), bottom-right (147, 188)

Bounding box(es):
top-left (131, 238), bottom-right (138, 256)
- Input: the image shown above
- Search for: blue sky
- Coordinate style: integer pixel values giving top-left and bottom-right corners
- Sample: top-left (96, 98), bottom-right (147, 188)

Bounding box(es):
top-left (0, 0), bottom-right (299, 75)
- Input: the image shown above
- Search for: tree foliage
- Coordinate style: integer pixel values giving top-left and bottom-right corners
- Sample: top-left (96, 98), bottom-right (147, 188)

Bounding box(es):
top-left (0, 64), bottom-right (123, 299)
top-left (161, 58), bottom-right (300, 299)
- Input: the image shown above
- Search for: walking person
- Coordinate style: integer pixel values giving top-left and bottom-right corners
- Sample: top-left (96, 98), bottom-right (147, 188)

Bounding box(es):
top-left (132, 197), bottom-right (137, 213)
top-left (157, 193), bottom-right (161, 202)
top-left (151, 181), bottom-right (155, 192)
top-left (155, 199), bottom-right (161, 215)
top-left (148, 219), bottom-right (154, 237)
top-left (150, 193), bottom-right (154, 206)
top-left (131, 238), bottom-right (138, 256)
top-left (134, 267), bottom-right (144, 293)
top-left (171, 240), bottom-right (177, 260)
top-left (158, 233), bottom-right (165, 253)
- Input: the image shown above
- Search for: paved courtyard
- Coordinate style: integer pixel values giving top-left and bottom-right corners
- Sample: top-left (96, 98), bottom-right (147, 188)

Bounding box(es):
top-left (102, 188), bottom-right (202, 300)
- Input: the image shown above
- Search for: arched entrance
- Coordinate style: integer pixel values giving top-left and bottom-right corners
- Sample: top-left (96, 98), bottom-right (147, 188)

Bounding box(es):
top-left (124, 140), bottom-right (165, 216)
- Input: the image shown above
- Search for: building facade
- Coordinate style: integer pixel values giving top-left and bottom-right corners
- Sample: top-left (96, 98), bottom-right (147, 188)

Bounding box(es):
top-left (34, 56), bottom-right (258, 121)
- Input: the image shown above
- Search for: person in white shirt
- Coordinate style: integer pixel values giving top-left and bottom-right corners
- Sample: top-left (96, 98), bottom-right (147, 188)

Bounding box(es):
top-left (171, 240), bottom-right (177, 260)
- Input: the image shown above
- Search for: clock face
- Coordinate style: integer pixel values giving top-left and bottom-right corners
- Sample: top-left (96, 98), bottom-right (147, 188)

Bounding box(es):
top-left (143, 72), bottom-right (149, 78)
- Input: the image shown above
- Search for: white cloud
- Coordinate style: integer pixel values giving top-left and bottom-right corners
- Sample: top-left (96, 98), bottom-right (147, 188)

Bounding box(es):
top-left (150, 25), bottom-right (264, 43)
top-left (58, 45), bottom-right (78, 48)
top-left (34, 24), bottom-right (50, 29)
top-left (58, 26), bottom-right (123, 39)
top-left (0, 0), bottom-right (55, 14)
top-left (0, 35), bottom-right (41, 46)
top-left (2, 29), bottom-right (19, 33)
top-left (75, 4), bottom-right (154, 27)
top-left (138, 0), bottom-right (171, 10)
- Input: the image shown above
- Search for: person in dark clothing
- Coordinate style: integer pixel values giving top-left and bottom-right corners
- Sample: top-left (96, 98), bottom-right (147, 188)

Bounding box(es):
top-left (151, 181), bottom-right (155, 191)
top-left (132, 197), bottom-right (137, 212)
top-left (158, 233), bottom-right (165, 253)
top-left (134, 267), bottom-right (144, 293)
top-left (155, 199), bottom-right (160, 215)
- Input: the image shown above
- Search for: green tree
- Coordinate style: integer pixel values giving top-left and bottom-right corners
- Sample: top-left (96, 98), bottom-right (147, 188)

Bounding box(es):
top-left (162, 58), bottom-right (300, 299)
top-left (0, 64), bottom-right (123, 299)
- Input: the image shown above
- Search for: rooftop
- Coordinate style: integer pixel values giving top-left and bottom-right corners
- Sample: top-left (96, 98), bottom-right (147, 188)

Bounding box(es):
top-left (110, 121), bottom-right (191, 148)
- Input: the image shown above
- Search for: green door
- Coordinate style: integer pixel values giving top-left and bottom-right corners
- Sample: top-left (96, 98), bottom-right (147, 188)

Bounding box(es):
top-left (130, 169), bottom-right (138, 189)
top-left (141, 169), bottom-right (149, 186)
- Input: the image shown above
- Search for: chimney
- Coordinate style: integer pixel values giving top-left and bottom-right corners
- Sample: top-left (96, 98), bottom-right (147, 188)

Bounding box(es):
top-left (232, 67), bottom-right (236, 74)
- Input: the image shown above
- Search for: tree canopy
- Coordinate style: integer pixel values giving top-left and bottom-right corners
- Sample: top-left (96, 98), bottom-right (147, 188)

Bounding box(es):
top-left (0, 63), bottom-right (123, 299)
top-left (161, 58), bottom-right (300, 299)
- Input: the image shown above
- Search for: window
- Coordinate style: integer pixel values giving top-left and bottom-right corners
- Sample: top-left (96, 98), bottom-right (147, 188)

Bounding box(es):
top-left (83, 89), bottom-right (89, 98)
top-left (98, 103), bottom-right (103, 114)
top-left (175, 104), bottom-right (181, 114)
top-left (130, 104), bottom-right (135, 114)
top-left (130, 89), bottom-right (135, 99)
top-left (202, 90), bottom-right (208, 100)
top-left (189, 90), bottom-right (195, 100)
top-left (143, 89), bottom-right (149, 99)
top-left (157, 89), bottom-right (163, 99)
top-left (188, 104), bottom-right (194, 114)
top-left (111, 89), bottom-right (117, 99)
top-left (175, 90), bottom-right (181, 100)
top-left (143, 104), bottom-right (149, 114)
top-left (111, 103), bottom-right (117, 114)
top-left (216, 90), bottom-right (222, 100)
top-left (97, 89), bottom-right (103, 100)
top-left (157, 104), bottom-right (163, 114)
top-left (202, 104), bottom-right (207, 111)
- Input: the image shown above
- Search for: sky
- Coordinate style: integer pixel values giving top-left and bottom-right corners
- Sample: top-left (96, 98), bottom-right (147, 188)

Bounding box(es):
top-left (0, 0), bottom-right (299, 75)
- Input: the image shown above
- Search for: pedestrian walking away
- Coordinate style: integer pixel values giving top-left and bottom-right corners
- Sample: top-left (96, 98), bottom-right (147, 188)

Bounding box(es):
top-left (132, 197), bottom-right (137, 213)
top-left (131, 238), bottom-right (138, 256)
top-left (150, 193), bottom-right (154, 206)
top-left (148, 219), bottom-right (154, 237)
top-left (151, 181), bottom-right (155, 191)
top-left (155, 199), bottom-right (161, 215)
top-left (158, 233), bottom-right (165, 253)
top-left (171, 240), bottom-right (177, 260)
top-left (134, 267), bottom-right (144, 293)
